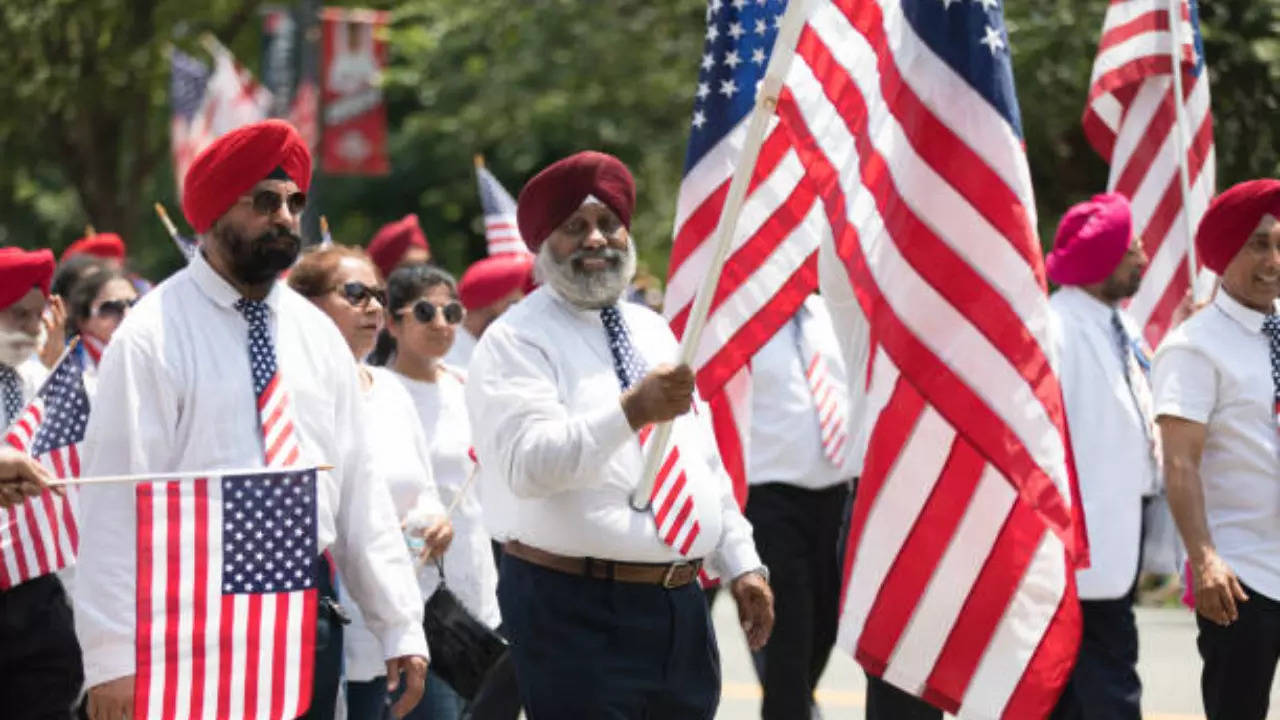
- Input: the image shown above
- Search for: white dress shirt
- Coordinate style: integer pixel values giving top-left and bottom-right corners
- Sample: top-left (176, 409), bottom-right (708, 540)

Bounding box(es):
top-left (1049, 287), bottom-right (1160, 599)
top-left (443, 327), bottom-right (478, 368)
top-left (465, 286), bottom-right (762, 578)
top-left (748, 295), bottom-right (854, 489)
top-left (17, 354), bottom-right (47, 401)
top-left (341, 366), bottom-right (447, 682)
top-left (816, 238), bottom-right (874, 477)
top-left (396, 367), bottom-right (502, 628)
top-left (1153, 290), bottom-right (1280, 601)
top-left (74, 252), bottom-right (428, 688)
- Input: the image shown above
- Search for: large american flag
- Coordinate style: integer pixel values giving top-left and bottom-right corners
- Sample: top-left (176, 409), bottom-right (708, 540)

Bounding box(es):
top-left (1082, 0), bottom-right (1214, 347)
top-left (665, 0), bottom-right (825, 505)
top-left (474, 159), bottom-right (529, 256)
top-left (773, 1), bottom-right (1086, 716)
top-left (0, 352), bottom-right (86, 589)
top-left (134, 468), bottom-right (319, 720)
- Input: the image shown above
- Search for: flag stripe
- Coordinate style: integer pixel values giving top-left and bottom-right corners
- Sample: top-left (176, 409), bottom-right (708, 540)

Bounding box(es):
top-left (135, 483), bottom-right (156, 720)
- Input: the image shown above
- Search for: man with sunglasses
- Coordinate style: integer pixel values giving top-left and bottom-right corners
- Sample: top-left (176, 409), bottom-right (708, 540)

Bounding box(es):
top-left (446, 253), bottom-right (534, 368)
top-left (74, 120), bottom-right (429, 720)
top-left (466, 151), bottom-right (773, 719)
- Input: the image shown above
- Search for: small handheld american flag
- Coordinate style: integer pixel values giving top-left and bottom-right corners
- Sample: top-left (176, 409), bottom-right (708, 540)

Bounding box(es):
top-left (134, 467), bottom-right (320, 720)
top-left (0, 350), bottom-right (87, 589)
top-left (474, 155), bottom-right (529, 257)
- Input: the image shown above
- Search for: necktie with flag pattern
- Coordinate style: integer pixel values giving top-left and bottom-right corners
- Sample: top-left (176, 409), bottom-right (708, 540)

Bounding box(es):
top-left (0, 364), bottom-right (22, 429)
top-left (601, 305), bottom-right (707, 556)
top-left (795, 306), bottom-right (849, 469)
top-left (1263, 314), bottom-right (1280, 425)
top-left (236, 299), bottom-right (302, 468)
top-left (1111, 308), bottom-right (1160, 481)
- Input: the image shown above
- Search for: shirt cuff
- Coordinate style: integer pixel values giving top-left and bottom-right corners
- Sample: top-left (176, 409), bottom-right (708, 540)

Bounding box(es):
top-left (1154, 402), bottom-right (1210, 424)
top-left (379, 624), bottom-right (430, 662)
top-left (713, 536), bottom-right (764, 582)
top-left (82, 640), bottom-right (136, 689)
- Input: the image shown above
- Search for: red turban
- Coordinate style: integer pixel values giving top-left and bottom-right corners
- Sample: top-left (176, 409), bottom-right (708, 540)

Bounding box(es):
top-left (367, 214), bottom-right (430, 278)
top-left (1046, 193), bottom-right (1133, 286)
top-left (516, 151), bottom-right (635, 253)
top-left (0, 247), bottom-right (54, 308)
top-left (62, 232), bottom-right (125, 262)
top-left (1195, 179), bottom-right (1280, 275)
top-left (181, 120), bottom-right (312, 234)
top-left (458, 254), bottom-right (535, 310)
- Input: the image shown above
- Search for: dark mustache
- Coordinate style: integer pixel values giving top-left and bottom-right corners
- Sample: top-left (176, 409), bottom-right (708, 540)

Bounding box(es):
top-left (256, 227), bottom-right (303, 245)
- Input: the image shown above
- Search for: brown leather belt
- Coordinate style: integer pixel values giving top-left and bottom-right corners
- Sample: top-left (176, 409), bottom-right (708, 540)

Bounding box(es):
top-left (503, 540), bottom-right (702, 589)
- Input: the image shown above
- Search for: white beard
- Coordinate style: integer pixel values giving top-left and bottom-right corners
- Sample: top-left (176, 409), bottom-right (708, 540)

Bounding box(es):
top-left (0, 325), bottom-right (41, 368)
top-left (537, 241), bottom-right (637, 310)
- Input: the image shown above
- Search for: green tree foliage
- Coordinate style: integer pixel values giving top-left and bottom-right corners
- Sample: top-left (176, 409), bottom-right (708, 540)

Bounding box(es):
top-left (2, 0), bottom-right (1279, 282)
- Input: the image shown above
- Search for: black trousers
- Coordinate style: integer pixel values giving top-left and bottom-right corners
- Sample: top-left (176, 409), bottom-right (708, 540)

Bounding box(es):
top-left (1197, 582), bottom-right (1280, 720)
top-left (864, 673), bottom-right (941, 720)
top-left (0, 574), bottom-right (83, 719)
top-left (298, 555), bottom-right (345, 720)
top-left (1050, 593), bottom-right (1141, 720)
top-left (498, 553), bottom-right (720, 719)
top-left (745, 481), bottom-right (848, 720)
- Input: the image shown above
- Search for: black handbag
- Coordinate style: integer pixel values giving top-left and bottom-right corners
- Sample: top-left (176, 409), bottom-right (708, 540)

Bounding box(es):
top-left (422, 560), bottom-right (509, 701)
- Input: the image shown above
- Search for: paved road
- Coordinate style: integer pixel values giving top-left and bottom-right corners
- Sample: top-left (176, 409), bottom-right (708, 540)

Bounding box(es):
top-left (712, 602), bottom-right (1280, 719)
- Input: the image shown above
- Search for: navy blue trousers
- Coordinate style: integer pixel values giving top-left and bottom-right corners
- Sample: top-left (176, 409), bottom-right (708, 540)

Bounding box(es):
top-left (498, 554), bottom-right (720, 719)
top-left (1196, 583), bottom-right (1280, 720)
top-left (1051, 594), bottom-right (1142, 720)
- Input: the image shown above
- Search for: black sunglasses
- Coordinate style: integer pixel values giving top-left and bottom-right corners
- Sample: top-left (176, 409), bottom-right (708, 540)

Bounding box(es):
top-left (92, 298), bottom-right (137, 319)
top-left (398, 299), bottom-right (464, 325)
top-left (335, 281), bottom-right (387, 308)
top-left (245, 189), bottom-right (308, 216)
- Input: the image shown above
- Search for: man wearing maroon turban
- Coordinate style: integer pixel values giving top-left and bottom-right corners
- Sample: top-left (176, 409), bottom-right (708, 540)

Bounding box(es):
top-left (1044, 194), bottom-right (1158, 720)
top-left (1153, 179), bottom-right (1280, 720)
top-left (467, 151), bottom-right (773, 717)
top-left (445, 253), bottom-right (534, 367)
top-left (75, 120), bottom-right (428, 720)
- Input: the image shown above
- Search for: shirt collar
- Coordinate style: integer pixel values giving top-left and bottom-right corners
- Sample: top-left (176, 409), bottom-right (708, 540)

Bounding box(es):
top-left (1057, 285), bottom-right (1118, 323)
top-left (544, 284), bottom-right (610, 324)
top-left (1212, 289), bottom-right (1280, 334)
top-left (189, 250), bottom-right (284, 313)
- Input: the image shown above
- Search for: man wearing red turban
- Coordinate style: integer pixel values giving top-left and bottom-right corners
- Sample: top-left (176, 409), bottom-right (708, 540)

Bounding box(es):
top-left (62, 232), bottom-right (126, 270)
top-left (77, 120), bottom-right (428, 720)
top-left (1045, 194), bottom-right (1159, 719)
top-left (367, 214), bottom-right (431, 279)
top-left (0, 246), bottom-right (84, 718)
top-left (468, 151), bottom-right (773, 717)
top-left (445, 253), bottom-right (534, 367)
top-left (1153, 179), bottom-right (1280, 720)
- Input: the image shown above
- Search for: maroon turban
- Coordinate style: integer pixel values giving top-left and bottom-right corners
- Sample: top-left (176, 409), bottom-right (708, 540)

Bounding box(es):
top-left (516, 151), bottom-right (635, 253)
top-left (181, 120), bottom-right (312, 234)
top-left (458, 254), bottom-right (535, 310)
top-left (367, 214), bottom-right (430, 278)
top-left (0, 247), bottom-right (54, 308)
top-left (1195, 179), bottom-right (1280, 275)
top-left (62, 232), bottom-right (125, 262)
top-left (1046, 193), bottom-right (1134, 286)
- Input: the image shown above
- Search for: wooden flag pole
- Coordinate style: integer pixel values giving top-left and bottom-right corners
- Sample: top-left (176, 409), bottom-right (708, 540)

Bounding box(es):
top-left (630, 0), bottom-right (812, 511)
top-left (1166, 0), bottom-right (1201, 296)
top-left (48, 464), bottom-right (335, 487)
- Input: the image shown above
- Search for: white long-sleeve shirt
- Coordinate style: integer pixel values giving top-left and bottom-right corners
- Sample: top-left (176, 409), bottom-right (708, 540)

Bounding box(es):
top-left (341, 365), bottom-right (447, 682)
top-left (1049, 287), bottom-right (1159, 600)
top-left (74, 252), bottom-right (428, 688)
top-left (465, 286), bottom-right (762, 578)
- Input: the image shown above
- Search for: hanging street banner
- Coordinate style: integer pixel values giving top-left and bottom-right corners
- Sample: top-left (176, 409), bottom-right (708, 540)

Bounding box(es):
top-left (320, 7), bottom-right (390, 176)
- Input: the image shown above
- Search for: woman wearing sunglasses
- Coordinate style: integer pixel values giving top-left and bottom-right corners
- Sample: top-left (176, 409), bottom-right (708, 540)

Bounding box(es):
top-left (372, 263), bottom-right (501, 720)
top-left (66, 267), bottom-right (138, 372)
top-left (289, 247), bottom-right (456, 719)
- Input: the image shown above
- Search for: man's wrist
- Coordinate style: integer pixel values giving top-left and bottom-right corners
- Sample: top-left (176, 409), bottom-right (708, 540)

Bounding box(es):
top-left (734, 565), bottom-right (769, 585)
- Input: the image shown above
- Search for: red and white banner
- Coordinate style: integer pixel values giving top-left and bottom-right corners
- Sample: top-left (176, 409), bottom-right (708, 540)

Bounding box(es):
top-left (320, 8), bottom-right (390, 176)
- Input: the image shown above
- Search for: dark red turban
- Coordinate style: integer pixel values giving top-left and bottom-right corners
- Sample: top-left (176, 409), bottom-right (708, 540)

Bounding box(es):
top-left (0, 247), bottom-right (54, 308)
top-left (1046, 193), bottom-right (1133, 286)
top-left (62, 232), bottom-right (125, 262)
top-left (367, 214), bottom-right (430, 278)
top-left (516, 151), bottom-right (635, 253)
top-left (181, 120), bottom-right (312, 234)
top-left (458, 254), bottom-right (535, 310)
top-left (1196, 179), bottom-right (1280, 275)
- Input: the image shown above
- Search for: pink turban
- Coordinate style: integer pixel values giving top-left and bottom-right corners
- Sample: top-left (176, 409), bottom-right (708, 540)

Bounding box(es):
top-left (1046, 193), bottom-right (1133, 286)
top-left (1195, 179), bottom-right (1280, 274)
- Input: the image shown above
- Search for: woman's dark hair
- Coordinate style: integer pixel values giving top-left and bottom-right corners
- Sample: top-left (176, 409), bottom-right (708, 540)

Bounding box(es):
top-left (67, 268), bottom-right (129, 337)
top-left (368, 263), bottom-right (458, 366)
top-left (51, 255), bottom-right (108, 300)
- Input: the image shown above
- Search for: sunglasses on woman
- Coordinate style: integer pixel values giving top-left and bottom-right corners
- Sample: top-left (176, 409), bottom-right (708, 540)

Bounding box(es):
top-left (92, 298), bottom-right (138, 320)
top-left (398, 299), bottom-right (464, 325)
top-left (335, 281), bottom-right (387, 308)
top-left (241, 189), bottom-right (308, 216)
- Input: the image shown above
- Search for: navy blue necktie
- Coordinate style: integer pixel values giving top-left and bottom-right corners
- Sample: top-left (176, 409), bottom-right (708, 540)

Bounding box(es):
top-left (1263, 315), bottom-right (1280, 413)
top-left (601, 305), bottom-right (648, 390)
top-left (0, 364), bottom-right (22, 428)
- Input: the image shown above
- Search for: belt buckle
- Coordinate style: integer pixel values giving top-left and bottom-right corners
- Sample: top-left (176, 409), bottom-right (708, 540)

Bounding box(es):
top-left (662, 561), bottom-right (692, 589)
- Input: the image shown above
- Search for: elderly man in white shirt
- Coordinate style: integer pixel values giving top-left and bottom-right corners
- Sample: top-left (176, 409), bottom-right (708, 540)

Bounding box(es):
top-left (1154, 179), bottom-right (1280, 720)
top-left (75, 121), bottom-right (428, 720)
top-left (1044, 194), bottom-right (1158, 720)
top-left (467, 151), bottom-right (773, 719)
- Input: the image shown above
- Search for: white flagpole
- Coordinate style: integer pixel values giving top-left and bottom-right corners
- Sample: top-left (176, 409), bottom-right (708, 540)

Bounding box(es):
top-left (1165, 0), bottom-right (1200, 294)
top-left (630, 0), bottom-right (812, 510)
top-left (47, 464), bottom-right (333, 487)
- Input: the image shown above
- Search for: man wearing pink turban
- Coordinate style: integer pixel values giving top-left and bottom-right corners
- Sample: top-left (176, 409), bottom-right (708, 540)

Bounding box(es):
top-left (1046, 193), bottom-right (1155, 720)
top-left (1152, 179), bottom-right (1280, 720)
